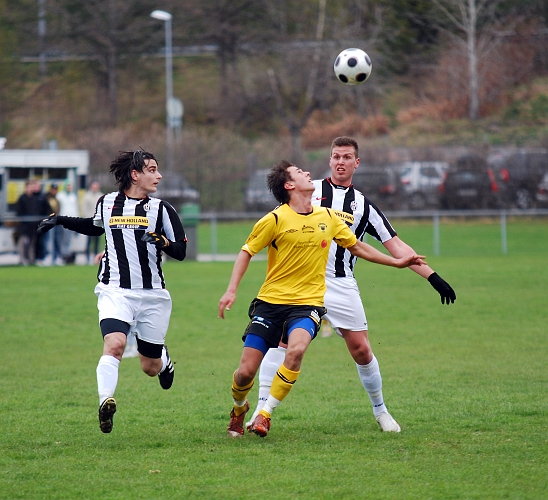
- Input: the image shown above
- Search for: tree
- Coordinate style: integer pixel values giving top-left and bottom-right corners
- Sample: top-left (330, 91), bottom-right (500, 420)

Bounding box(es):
top-left (431, 0), bottom-right (509, 120)
top-left (53, 0), bottom-right (159, 126)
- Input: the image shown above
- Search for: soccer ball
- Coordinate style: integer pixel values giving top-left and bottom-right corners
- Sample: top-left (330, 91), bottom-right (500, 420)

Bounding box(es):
top-left (333, 48), bottom-right (372, 86)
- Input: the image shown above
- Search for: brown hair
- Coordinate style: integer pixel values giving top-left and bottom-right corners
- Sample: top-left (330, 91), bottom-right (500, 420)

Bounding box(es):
top-left (267, 159), bottom-right (295, 204)
top-left (330, 136), bottom-right (359, 157)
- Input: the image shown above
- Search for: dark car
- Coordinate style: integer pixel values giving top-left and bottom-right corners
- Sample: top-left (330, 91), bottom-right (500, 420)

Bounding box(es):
top-left (439, 155), bottom-right (501, 209)
top-left (489, 149), bottom-right (548, 209)
top-left (349, 165), bottom-right (401, 210)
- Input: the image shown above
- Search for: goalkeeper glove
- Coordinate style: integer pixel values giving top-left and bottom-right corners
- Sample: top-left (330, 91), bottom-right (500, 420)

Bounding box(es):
top-left (141, 231), bottom-right (170, 248)
top-left (37, 214), bottom-right (58, 234)
top-left (428, 272), bottom-right (456, 305)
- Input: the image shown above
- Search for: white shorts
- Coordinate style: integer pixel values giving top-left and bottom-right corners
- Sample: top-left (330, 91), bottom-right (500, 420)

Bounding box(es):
top-left (323, 276), bottom-right (368, 336)
top-left (94, 283), bottom-right (172, 345)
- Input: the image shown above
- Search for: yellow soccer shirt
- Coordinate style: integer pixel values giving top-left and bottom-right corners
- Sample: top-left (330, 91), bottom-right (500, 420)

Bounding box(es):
top-left (242, 204), bottom-right (357, 306)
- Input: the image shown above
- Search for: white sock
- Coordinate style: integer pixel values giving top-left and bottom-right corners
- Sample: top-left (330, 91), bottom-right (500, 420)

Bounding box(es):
top-left (356, 355), bottom-right (387, 417)
top-left (248, 346), bottom-right (286, 422)
top-left (96, 355), bottom-right (120, 405)
top-left (261, 394), bottom-right (282, 417)
top-left (160, 346), bottom-right (168, 373)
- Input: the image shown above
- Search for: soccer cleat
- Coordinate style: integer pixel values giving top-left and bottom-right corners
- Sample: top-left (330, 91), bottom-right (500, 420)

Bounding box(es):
top-left (376, 411), bottom-right (401, 432)
top-left (158, 345), bottom-right (174, 390)
top-left (249, 413), bottom-right (271, 438)
top-left (98, 397), bottom-right (117, 433)
top-left (227, 401), bottom-right (250, 437)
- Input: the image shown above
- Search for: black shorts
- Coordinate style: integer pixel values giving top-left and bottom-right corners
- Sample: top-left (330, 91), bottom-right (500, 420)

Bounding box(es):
top-left (243, 298), bottom-right (326, 348)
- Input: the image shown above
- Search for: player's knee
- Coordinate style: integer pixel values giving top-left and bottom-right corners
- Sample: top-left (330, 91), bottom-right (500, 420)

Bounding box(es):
top-left (141, 360), bottom-right (161, 377)
top-left (235, 366), bottom-right (255, 385)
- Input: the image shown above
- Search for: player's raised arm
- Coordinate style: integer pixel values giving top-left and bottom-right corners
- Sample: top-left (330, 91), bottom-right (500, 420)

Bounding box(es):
top-left (218, 250), bottom-right (253, 319)
top-left (383, 236), bottom-right (456, 304)
top-left (347, 239), bottom-right (426, 268)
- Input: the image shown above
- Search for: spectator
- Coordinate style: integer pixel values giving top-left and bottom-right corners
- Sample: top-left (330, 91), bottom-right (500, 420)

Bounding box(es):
top-left (81, 181), bottom-right (104, 264)
top-left (15, 180), bottom-right (50, 266)
top-left (39, 183), bottom-right (61, 266)
top-left (56, 183), bottom-right (79, 264)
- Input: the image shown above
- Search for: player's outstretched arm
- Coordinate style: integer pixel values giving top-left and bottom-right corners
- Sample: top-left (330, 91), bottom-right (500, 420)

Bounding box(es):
top-left (383, 236), bottom-right (456, 305)
top-left (218, 250), bottom-right (253, 319)
top-left (37, 214), bottom-right (57, 234)
top-left (37, 214), bottom-right (104, 236)
top-left (348, 240), bottom-right (425, 268)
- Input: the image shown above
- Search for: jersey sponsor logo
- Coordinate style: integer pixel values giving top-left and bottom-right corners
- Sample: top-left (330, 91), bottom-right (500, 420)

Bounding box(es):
top-left (321, 239), bottom-right (328, 248)
top-left (294, 239), bottom-right (317, 249)
top-left (109, 216), bottom-right (149, 229)
top-left (301, 224), bottom-right (315, 233)
top-left (285, 228), bottom-right (298, 233)
top-left (332, 209), bottom-right (355, 224)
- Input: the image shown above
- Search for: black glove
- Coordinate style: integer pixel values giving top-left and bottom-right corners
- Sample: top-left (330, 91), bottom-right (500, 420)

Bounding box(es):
top-left (141, 231), bottom-right (170, 248)
top-left (428, 272), bottom-right (456, 305)
top-left (37, 214), bottom-right (58, 234)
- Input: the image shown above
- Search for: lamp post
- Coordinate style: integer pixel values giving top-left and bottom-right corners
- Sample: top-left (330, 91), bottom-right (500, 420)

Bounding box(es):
top-left (150, 9), bottom-right (174, 174)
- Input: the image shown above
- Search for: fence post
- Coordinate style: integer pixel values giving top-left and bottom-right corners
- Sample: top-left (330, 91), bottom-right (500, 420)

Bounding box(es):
top-left (433, 213), bottom-right (440, 256)
top-left (210, 213), bottom-right (218, 261)
top-left (501, 210), bottom-right (507, 255)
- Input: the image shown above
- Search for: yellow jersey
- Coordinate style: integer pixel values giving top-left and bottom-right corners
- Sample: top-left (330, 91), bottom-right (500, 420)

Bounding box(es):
top-left (242, 204), bottom-right (357, 306)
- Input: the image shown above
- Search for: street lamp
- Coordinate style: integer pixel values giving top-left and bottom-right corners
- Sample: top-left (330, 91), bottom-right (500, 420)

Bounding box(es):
top-left (150, 10), bottom-right (174, 174)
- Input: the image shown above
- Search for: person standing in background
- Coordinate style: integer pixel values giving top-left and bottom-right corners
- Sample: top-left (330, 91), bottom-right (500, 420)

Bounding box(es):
top-left (81, 181), bottom-right (104, 264)
top-left (40, 183), bottom-right (61, 266)
top-left (15, 180), bottom-right (50, 265)
top-left (56, 183), bottom-right (79, 264)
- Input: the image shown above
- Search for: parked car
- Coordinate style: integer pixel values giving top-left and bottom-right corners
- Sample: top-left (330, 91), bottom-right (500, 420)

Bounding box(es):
top-left (488, 148), bottom-right (548, 209)
top-left (536, 171), bottom-right (548, 207)
top-left (399, 161), bottom-right (449, 210)
top-left (346, 165), bottom-right (401, 210)
top-left (245, 169), bottom-right (278, 211)
top-left (439, 155), bottom-right (501, 209)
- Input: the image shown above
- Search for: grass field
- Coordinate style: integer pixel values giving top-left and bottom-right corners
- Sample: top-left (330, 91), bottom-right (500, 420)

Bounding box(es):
top-left (1, 220), bottom-right (547, 499)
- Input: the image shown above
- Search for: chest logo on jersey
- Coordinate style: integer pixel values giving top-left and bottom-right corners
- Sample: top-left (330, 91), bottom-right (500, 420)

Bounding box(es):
top-left (143, 202), bottom-right (151, 212)
top-left (109, 216), bottom-right (149, 230)
top-left (332, 209), bottom-right (355, 224)
top-left (318, 223), bottom-right (327, 232)
top-left (350, 201), bottom-right (358, 211)
top-left (285, 228), bottom-right (298, 233)
top-left (301, 225), bottom-right (315, 233)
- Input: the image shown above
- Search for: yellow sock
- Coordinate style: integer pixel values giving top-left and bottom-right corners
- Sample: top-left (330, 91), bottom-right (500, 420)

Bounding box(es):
top-left (270, 363), bottom-right (300, 402)
top-left (231, 371), bottom-right (254, 416)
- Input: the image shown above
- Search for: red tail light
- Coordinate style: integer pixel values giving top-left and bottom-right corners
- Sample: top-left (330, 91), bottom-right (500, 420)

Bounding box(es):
top-left (487, 168), bottom-right (499, 193)
top-left (438, 172), bottom-right (447, 194)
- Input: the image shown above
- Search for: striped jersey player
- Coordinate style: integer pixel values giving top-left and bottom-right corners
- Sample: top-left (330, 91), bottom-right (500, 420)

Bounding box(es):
top-left (37, 150), bottom-right (187, 434)
top-left (246, 136), bottom-right (456, 433)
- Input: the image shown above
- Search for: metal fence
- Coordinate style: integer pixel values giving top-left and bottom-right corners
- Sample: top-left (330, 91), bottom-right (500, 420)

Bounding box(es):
top-left (197, 208), bottom-right (548, 259)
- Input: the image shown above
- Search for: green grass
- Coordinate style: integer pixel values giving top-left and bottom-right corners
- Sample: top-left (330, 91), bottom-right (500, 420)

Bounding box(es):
top-left (0, 221), bottom-right (547, 499)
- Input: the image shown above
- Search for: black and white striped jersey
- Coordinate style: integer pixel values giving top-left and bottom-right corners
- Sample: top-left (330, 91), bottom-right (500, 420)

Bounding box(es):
top-left (92, 192), bottom-right (186, 289)
top-left (312, 178), bottom-right (397, 278)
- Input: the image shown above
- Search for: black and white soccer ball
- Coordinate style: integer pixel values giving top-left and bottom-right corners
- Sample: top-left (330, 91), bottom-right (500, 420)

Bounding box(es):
top-left (333, 48), bottom-right (372, 86)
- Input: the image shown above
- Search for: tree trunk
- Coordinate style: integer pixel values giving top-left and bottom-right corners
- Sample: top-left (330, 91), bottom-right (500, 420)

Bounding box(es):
top-left (467, 0), bottom-right (479, 120)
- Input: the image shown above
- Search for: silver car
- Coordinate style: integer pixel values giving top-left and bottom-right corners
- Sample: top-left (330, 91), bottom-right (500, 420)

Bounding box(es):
top-left (399, 161), bottom-right (449, 210)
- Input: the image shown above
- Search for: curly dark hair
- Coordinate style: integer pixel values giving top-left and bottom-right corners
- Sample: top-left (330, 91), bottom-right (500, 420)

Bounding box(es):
top-left (267, 159), bottom-right (295, 204)
top-left (109, 149), bottom-right (157, 193)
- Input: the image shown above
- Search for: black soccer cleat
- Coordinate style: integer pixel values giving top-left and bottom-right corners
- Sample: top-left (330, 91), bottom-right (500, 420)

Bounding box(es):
top-left (98, 397), bottom-right (117, 433)
top-left (158, 345), bottom-right (174, 390)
